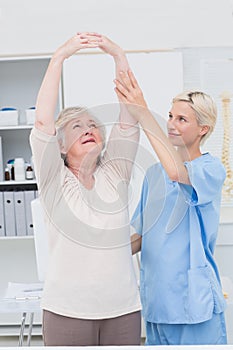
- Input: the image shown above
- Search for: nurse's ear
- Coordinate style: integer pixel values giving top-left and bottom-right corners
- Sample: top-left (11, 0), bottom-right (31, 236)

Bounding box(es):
top-left (199, 125), bottom-right (209, 137)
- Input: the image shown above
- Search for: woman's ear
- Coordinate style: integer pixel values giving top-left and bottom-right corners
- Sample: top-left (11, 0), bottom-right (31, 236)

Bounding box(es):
top-left (200, 125), bottom-right (209, 137)
top-left (58, 139), bottom-right (66, 154)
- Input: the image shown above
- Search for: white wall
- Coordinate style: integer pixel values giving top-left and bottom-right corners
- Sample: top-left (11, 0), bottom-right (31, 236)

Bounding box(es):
top-left (0, 0), bottom-right (233, 56)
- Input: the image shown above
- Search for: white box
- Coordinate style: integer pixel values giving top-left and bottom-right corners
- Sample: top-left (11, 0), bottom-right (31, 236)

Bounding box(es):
top-left (0, 109), bottom-right (19, 126)
top-left (25, 108), bottom-right (36, 125)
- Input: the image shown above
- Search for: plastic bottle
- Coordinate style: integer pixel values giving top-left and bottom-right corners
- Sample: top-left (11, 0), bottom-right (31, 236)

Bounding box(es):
top-left (14, 158), bottom-right (25, 181)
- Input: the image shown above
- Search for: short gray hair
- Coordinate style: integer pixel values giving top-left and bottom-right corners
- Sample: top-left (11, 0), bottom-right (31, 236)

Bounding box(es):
top-left (55, 106), bottom-right (106, 151)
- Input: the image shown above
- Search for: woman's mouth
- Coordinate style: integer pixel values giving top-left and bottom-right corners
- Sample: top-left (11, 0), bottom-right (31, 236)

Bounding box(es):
top-left (81, 137), bottom-right (96, 144)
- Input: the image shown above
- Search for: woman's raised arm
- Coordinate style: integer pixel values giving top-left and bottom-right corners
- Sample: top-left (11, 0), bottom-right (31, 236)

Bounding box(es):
top-left (98, 35), bottom-right (137, 128)
top-left (35, 33), bottom-right (102, 135)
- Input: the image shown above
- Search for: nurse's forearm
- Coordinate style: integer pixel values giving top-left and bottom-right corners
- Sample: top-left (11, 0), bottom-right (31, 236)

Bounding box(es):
top-left (131, 233), bottom-right (142, 255)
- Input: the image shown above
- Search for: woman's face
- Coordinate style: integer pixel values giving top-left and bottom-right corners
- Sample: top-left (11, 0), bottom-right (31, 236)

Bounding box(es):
top-left (167, 101), bottom-right (206, 148)
top-left (62, 113), bottom-right (104, 160)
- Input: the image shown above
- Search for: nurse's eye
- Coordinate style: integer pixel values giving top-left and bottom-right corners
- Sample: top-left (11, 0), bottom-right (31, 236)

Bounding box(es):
top-left (179, 117), bottom-right (187, 122)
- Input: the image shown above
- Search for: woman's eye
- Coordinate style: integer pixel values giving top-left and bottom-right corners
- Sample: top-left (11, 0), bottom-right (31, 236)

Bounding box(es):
top-left (73, 124), bottom-right (81, 129)
top-left (89, 123), bottom-right (97, 128)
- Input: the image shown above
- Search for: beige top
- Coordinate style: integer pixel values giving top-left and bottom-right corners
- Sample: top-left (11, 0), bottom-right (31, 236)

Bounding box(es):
top-left (30, 123), bottom-right (141, 319)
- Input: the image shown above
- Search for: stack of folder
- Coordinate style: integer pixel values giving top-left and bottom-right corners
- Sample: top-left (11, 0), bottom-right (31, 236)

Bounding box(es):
top-left (0, 190), bottom-right (38, 237)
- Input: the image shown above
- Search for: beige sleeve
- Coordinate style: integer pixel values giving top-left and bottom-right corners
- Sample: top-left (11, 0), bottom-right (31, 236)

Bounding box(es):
top-left (101, 123), bottom-right (139, 182)
top-left (30, 127), bottom-right (65, 192)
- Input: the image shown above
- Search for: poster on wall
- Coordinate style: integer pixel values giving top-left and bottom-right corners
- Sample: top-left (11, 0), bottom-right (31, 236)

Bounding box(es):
top-left (201, 59), bottom-right (233, 207)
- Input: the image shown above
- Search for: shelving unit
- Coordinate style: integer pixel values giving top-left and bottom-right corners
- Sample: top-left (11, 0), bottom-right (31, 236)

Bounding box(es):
top-left (0, 55), bottom-right (62, 328)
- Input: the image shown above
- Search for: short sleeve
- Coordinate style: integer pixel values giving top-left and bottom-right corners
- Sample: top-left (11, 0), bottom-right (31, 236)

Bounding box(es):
top-left (180, 154), bottom-right (226, 206)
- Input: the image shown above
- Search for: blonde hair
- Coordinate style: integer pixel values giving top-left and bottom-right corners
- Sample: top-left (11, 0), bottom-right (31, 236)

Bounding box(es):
top-left (172, 91), bottom-right (217, 144)
top-left (55, 106), bottom-right (106, 151)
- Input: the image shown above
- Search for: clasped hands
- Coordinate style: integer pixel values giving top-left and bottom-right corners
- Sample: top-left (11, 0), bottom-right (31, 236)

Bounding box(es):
top-left (59, 31), bottom-right (148, 121)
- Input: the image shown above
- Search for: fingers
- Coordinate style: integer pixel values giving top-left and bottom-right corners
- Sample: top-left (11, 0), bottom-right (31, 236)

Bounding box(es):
top-left (77, 31), bottom-right (102, 37)
top-left (118, 70), bottom-right (139, 90)
top-left (114, 79), bottom-right (129, 98)
top-left (114, 87), bottom-right (128, 104)
top-left (128, 70), bottom-right (139, 89)
top-left (119, 71), bottom-right (132, 87)
top-left (114, 72), bottom-right (147, 109)
top-left (76, 32), bottom-right (103, 47)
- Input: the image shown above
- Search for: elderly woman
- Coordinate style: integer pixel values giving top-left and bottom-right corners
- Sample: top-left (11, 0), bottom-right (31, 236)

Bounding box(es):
top-left (30, 33), bottom-right (141, 346)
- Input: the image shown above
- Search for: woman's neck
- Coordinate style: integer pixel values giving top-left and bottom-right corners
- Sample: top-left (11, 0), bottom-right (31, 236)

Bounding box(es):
top-left (67, 156), bottom-right (98, 189)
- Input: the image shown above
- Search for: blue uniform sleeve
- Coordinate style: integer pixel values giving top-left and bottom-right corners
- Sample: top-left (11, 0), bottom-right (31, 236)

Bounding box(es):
top-left (180, 155), bottom-right (226, 206)
top-left (130, 175), bottom-right (149, 235)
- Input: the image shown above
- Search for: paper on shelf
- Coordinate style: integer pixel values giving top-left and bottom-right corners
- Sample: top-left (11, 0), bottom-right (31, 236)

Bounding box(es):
top-left (4, 282), bottom-right (43, 300)
top-left (0, 282), bottom-right (43, 313)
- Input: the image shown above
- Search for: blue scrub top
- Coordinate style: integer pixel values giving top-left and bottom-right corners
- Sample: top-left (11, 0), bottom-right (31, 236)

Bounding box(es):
top-left (131, 153), bottom-right (226, 324)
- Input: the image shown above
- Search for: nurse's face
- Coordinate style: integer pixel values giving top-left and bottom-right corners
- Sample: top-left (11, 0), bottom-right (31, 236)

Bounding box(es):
top-left (167, 101), bottom-right (206, 149)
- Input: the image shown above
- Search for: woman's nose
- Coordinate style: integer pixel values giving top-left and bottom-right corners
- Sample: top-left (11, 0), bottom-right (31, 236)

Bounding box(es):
top-left (83, 127), bottom-right (92, 136)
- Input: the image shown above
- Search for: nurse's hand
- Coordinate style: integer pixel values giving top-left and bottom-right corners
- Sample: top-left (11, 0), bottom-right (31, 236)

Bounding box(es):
top-left (114, 70), bottom-right (148, 122)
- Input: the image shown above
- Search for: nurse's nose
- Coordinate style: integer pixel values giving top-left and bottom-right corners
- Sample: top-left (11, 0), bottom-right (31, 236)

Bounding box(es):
top-left (167, 118), bottom-right (175, 128)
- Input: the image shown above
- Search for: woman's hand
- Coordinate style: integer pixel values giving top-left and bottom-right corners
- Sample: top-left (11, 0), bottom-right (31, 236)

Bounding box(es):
top-left (54, 32), bottom-right (103, 61)
top-left (114, 70), bottom-right (148, 121)
top-left (98, 35), bottom-right (124, 58)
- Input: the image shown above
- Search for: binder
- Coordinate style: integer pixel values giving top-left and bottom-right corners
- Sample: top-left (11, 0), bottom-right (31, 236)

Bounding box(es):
top-left (0, 136), bottom-right (3, 181)
top-left (14, 191), bottom-right (27, 236)
top-left (24, 190), bottom-right (36, 236)
top-left (3, 191), bottom-right (16, 236)
top-left (0, 192), bottom-right (5, 236)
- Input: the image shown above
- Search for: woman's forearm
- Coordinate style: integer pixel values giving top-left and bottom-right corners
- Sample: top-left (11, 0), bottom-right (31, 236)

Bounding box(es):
top-left (98, 36), bottom-right (137, 128)
top-left (138, 108), bottom-right (190, 184)
top-left (35, 53), bottom-right (64, 135)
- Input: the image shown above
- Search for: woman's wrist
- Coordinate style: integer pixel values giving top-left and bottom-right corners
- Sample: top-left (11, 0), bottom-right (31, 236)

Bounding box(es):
top-left (112, 47), bottom-right (125, 60)
top-left (51, 49), bottom-right (66, 66)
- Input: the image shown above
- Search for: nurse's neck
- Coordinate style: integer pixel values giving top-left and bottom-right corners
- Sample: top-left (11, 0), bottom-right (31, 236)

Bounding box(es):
top-left (177, 146), bottom-right (202, 162)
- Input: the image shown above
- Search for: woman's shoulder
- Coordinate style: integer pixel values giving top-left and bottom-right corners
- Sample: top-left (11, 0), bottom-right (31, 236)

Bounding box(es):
top-left (30, 126), bottom-right (58, 143)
